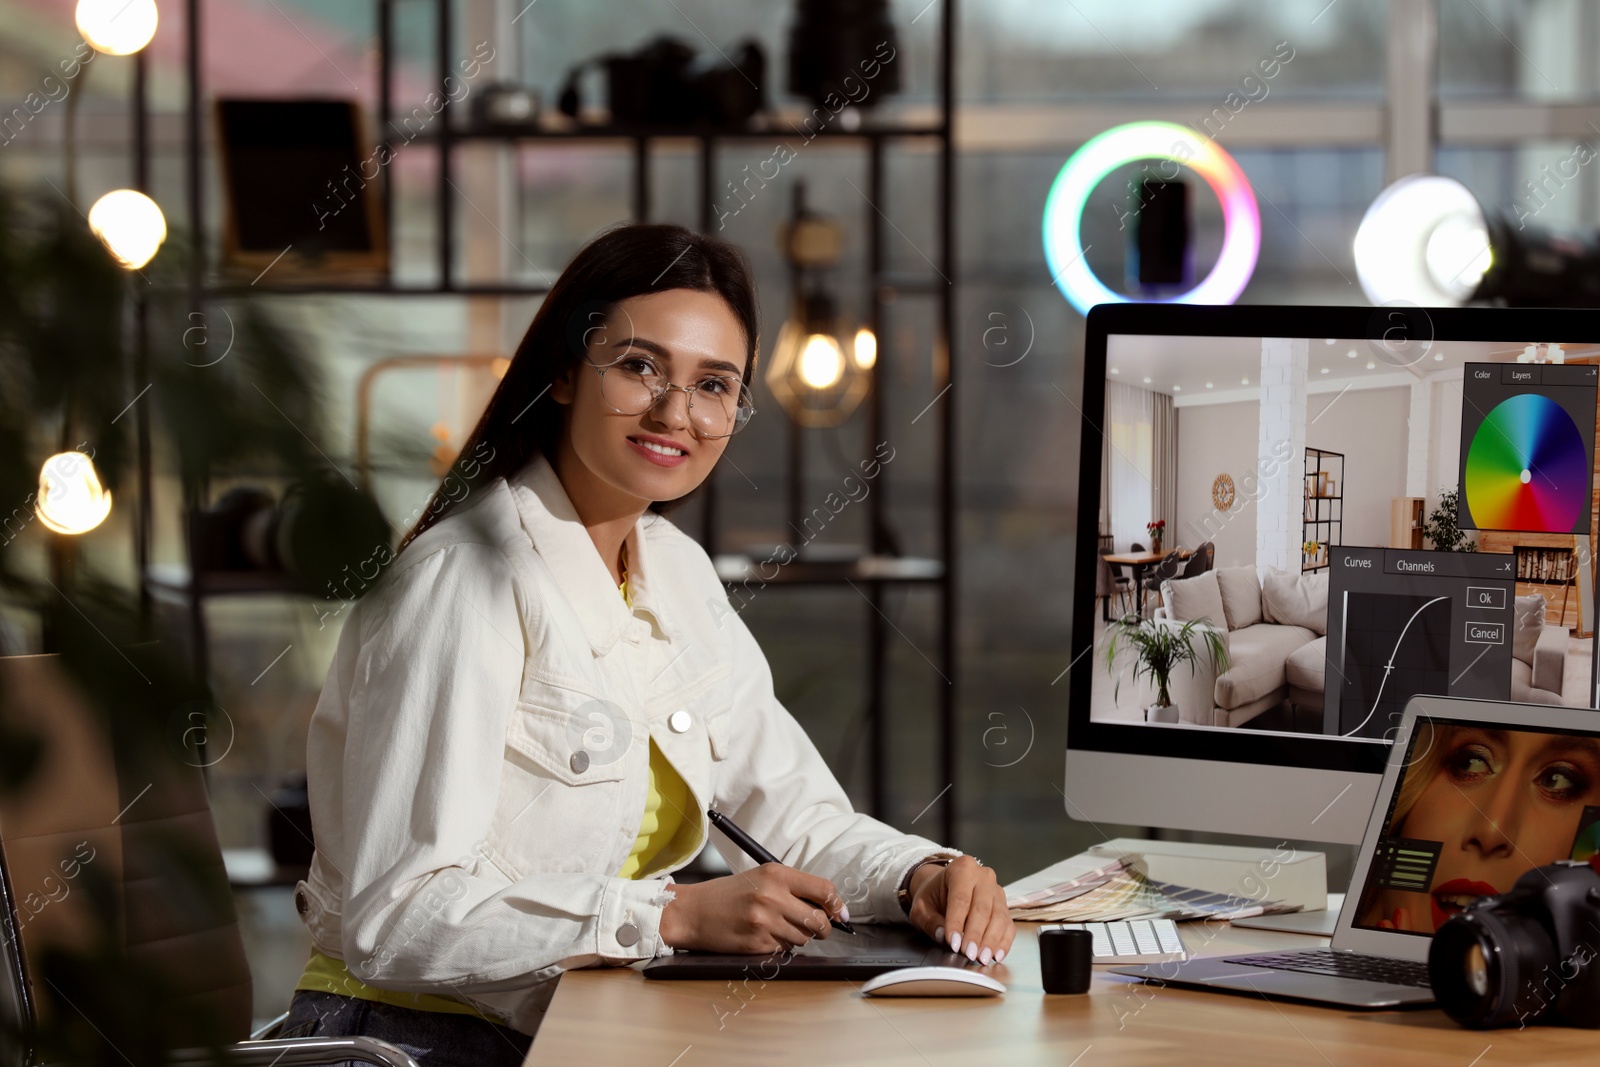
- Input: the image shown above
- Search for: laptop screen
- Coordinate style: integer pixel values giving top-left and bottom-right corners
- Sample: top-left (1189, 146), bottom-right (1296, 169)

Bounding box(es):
top-left (1351, 715), bottom-right (1600, 937)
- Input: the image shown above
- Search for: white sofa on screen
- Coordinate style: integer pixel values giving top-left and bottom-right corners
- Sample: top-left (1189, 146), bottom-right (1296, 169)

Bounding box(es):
top-left (1154, 565), bottom-right (1327, 728)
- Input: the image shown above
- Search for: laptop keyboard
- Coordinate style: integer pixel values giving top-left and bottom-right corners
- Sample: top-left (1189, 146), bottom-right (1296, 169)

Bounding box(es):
top-left (1225, 948), bottom-right (1432, 988)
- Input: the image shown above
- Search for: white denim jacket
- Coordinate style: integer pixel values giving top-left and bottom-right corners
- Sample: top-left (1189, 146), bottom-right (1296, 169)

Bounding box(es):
top-left (293, 454), bottom-right (959, 1035)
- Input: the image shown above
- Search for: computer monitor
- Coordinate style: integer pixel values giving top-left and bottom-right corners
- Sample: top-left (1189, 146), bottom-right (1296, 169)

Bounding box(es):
top-left (1066, 304), bottom-right (1600, 844)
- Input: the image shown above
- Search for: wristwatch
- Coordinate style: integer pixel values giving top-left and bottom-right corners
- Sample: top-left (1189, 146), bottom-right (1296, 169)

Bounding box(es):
top-left (897, 856), bottom-right (953, 914)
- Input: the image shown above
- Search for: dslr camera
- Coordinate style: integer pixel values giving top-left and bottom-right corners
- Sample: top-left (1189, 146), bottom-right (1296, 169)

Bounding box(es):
top-left (1428, 859), bottom-right (1600, 1029)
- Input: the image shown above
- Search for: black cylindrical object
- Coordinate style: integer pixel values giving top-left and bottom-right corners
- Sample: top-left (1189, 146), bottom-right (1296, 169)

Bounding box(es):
top-left (1133, 178), bottom-right (1193, 288)
top-left (1477, 214), bottom-right (1600, 307)
top-left (1040, 928), bottom-right (1094, 995)
top-left (787, 0), bottom-right (901, 107)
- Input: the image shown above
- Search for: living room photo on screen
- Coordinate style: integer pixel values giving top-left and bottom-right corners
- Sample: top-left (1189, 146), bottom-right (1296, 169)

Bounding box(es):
top-left (1090, 335), bottom-right (1600, 739)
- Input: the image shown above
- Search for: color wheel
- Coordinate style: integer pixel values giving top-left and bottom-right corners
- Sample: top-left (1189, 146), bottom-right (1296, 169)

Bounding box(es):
top-left (1463, 393), bottom-right (1590, 532)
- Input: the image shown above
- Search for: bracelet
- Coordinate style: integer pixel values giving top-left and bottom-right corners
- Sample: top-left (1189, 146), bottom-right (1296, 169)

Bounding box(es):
top-left (897, 857), bottom-right (952, 914)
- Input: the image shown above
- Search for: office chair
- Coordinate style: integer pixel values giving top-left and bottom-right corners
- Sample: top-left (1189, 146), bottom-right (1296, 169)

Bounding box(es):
top-left (0, 654), bottom-right (418, 1067)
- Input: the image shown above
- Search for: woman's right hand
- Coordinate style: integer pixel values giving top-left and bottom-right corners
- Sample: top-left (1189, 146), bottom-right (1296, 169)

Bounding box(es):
top-left (659, 863), bottom-right (846, 953)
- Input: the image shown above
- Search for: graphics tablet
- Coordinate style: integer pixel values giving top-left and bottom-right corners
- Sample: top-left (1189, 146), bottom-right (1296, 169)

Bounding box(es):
top-left (641, 924), bottom-right (981, 981)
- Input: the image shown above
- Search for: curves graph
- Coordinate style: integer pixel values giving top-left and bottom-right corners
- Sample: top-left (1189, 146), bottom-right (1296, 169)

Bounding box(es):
top-left (1463, 393), bottom-right (1590, 533)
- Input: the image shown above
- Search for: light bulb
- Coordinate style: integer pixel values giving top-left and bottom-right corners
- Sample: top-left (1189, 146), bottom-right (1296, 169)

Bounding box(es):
top-left (36, 452), bottom-right (112, 535)
top-left (1424, 213), bottom-right (1492, 301)
top-left (798, 333), bottom-right (846, 390)
top-left (76, 0), bottom-right (158, 56)
top-left (88, 189), bottom-right (167, 269)
top-left (853, 327), bottom-right (877, 370)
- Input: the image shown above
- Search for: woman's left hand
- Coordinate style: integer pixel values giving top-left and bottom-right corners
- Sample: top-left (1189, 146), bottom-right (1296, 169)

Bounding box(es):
top-left (906, 855), bottom-right (1015, 966)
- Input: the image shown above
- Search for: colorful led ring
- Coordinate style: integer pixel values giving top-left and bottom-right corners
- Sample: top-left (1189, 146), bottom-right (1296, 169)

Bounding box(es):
top-left (1042, 121), bottom-right (1261, 316)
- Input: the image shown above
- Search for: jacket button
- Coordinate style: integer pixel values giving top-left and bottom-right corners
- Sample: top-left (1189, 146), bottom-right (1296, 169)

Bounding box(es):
top-left (668, 710), bottom-right (691, 733)
top-left (617, 923), bottom-right (641, 947)
top-left (294, 887), bottom-right (309, 916)
top-left (570, 750), bottom-right (590, 774)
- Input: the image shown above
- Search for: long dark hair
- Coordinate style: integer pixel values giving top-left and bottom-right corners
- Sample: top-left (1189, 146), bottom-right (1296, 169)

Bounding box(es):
top-left (399, 223), bottom-right (759, 552)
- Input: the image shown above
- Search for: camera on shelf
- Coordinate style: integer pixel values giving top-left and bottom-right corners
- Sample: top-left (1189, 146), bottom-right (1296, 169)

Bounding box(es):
top-left (557, 36), bottom-right (766, 128)
top-left (1428, 859), bottom-right (1600, 1029)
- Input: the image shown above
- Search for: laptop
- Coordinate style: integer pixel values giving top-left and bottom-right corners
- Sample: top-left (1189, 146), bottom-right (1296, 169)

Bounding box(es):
top-left (642, 923), bottom-right (981, 981)
top-left (1112, 694), bottom-right (1600, 1009)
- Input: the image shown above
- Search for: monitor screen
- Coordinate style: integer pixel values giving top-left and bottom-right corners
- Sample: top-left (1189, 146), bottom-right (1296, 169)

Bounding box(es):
top-left (1068, 306), bottom-right (1600, 840)
top-left (1352, 716), bottom-right (1600, 936)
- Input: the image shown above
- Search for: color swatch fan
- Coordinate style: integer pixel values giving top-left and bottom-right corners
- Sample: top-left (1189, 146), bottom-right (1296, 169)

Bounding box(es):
top-left (1463, 393), bottom-right (1590, 533)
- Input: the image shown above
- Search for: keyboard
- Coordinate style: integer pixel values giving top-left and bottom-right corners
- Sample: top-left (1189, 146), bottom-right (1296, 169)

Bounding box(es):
top-left (1050, 920), bottom-right (1188, 964)
top-left (1224, 948), bottom-right (1431, 988)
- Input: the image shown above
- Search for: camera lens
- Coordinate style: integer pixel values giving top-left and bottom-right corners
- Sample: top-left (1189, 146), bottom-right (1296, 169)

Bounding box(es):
top-left (1430, 908), bottom-right (1557, 1028)
top-left (1463, 943), bottom-right (1489, 998)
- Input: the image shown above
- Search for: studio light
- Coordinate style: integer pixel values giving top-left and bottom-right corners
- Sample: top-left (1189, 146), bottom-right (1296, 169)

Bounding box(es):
top-left (1042, 121), bottom-right (1260, 315)
top-left (1355, 174), bottom-right (1600, 307)
top-left (88, 189), bottom-right (167, 270)
top-left (76, 0), bottom-right (159, 56)
top-left (36, 451), bottom-right (112, 535)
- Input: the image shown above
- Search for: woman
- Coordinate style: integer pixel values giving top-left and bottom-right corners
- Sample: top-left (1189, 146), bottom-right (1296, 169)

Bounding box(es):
top-left (280, 224), bottom-right (1012, 1061)
top-left (1356, 720), bottom-right (1600, 933)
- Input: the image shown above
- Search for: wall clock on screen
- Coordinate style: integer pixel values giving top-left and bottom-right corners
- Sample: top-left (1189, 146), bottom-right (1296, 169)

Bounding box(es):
top-left (1212, 473), bottom-right (1236, 511)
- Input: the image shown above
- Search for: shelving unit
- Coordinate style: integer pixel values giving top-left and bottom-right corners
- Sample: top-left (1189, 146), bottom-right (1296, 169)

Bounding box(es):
top-left (1480, 531), bottom-right (1583, 632)
top-left (1389, 496), bottom-right (1424, 550)
top-left (150, 0), bottom-right (960, 843)
top-left (1302, 447), bottom-right (1343, 572)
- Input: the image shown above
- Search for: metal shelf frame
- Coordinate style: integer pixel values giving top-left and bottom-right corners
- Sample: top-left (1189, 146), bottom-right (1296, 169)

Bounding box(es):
top-left (158, 0), bottom-right (960, 845)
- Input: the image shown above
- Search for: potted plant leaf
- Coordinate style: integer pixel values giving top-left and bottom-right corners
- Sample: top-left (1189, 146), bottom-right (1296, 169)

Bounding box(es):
top-left (1422, 485), bottom-right (1476, 552)
top-left (1102, 613), bottom-right (1229, 724)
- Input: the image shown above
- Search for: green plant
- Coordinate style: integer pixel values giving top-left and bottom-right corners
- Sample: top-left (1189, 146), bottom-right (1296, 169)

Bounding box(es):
top-left (1422, 485), bottom-right (1476, 552)
top-left (0, 184), bottom-right (392, 1062)
top-left (1102, 614), bottom-right (1229, 708)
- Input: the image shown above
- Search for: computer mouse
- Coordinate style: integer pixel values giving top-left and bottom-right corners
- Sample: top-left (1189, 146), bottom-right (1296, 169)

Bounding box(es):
top-left (859, 966), bottom-right (1006, 997)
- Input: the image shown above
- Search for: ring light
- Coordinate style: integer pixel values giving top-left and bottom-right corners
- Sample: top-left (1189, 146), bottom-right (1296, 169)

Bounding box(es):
top-left (1042, 121), bottom-right (1261, 316)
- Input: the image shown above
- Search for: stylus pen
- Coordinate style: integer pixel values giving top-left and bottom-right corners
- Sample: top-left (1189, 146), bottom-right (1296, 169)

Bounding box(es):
top-left (707, 809), bottom-right (856, 934)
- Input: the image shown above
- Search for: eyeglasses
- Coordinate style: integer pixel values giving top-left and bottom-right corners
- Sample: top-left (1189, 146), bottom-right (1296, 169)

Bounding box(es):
top-left (585, 353), bottom-right (755, 439)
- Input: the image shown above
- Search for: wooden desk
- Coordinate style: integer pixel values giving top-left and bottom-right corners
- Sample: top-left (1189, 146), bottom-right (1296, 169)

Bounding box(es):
top-left (527, 923), bottom-right (1595, 1066)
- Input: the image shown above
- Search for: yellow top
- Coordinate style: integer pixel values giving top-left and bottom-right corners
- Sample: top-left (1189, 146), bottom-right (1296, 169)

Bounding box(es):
top-left (615, 565), bottom-right (699, 878)
top-left (295, 949), bottom-right (494, 1018)
top-left (295, 569), bottom-right (695, 1019)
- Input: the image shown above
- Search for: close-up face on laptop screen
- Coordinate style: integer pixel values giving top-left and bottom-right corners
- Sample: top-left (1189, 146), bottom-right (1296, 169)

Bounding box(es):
top-left (1089, 334), bottom-right (1600, 744)
top-left (1352, 717), bottom-right (1600, 936)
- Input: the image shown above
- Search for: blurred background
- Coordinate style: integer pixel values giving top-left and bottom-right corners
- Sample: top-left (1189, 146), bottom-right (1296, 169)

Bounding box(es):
top-left (3, 0), bottom-right (1599, 1032)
